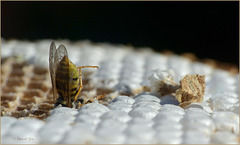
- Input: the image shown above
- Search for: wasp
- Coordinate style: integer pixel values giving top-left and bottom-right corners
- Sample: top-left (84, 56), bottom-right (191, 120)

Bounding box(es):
top-left (49, 42), bottom-right (103, 108)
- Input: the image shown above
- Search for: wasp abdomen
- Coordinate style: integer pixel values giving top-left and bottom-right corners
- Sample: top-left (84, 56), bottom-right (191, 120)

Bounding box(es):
top-left (55, 56), bottom-right (80, 104)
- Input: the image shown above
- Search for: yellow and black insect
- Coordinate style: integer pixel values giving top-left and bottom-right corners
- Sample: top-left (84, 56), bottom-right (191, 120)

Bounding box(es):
top-left (49, 42), bottom-right (101, 108)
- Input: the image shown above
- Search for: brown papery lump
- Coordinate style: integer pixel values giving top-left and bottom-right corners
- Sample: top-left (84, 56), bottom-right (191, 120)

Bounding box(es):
top-left (175, 74), bottom-right (205, 108)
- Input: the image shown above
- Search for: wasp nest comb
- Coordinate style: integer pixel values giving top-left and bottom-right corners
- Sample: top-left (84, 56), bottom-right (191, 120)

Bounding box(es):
top-left (1, 39), bottom-right (239, 144)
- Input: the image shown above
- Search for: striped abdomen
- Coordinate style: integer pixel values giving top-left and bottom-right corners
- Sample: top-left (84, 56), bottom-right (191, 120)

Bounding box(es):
top-left (55, 56), bottom-right (79, 106)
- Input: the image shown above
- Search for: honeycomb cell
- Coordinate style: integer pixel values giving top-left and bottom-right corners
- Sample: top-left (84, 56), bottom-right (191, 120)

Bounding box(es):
top-left (1, 95), bottom-right (17, 102)
top-left (1, 102), bottom-right (10, 108)
top-left (33, 67), bottom-right (48, 75)
top-left (23, 90), bottom-right (43, 98)
top-left (31, 109), bottom-right (48, 116)
top-left (44, 97), bottom-right (54, 104)
top-left (9, 70), bottom-right (25, 77)
top-left (31, 75), bottom-right (47, 81)
top-left (12, 62), bottom-right (27, 69)
top-left (17, 105), bottom-right (33, 111)
top-left (12, 111), bottom-right (29, 118)
top-left (97, 88), bottom-right (114, 95)
top-left (28, 81), bottom-right (49, 92)
top-left (2, 87), bottom-right (18, 93)
top-left (6, 78), bottom-right (25, 87)
top-left (20, 98), bottom-right (36, 105)
top-left (38, 103), bottom-right (54, 111)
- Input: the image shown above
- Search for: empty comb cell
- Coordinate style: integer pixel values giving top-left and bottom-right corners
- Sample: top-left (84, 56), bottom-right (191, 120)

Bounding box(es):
top-left (31, 75), bottom-right (47, 81)
top-left (9, 70), bottom-right (25, 77)
top-left (23, 90), bottom-right (43, 98)
top-left (38, 103), bottom-right (54, 111)
top-left (20, 97), bottom-right (36, 105)
top-left (6, 78), bottom-right (25, 87)
top-left (33, 67), bottom-right (48, 75)
top-left (1, 102), bottom-right (11, 108)
top-left (1, 94), bottom-right (17, 102)
top-left (28, 81), bottom-right (49, 92)
top-left (17, 104), bottom-right (33, 111)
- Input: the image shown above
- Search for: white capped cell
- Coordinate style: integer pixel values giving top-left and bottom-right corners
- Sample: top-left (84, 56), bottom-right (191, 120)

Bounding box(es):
top-left (92, 77), bottom-right (119, 89)
top-left (168, 55), bottom-right (192, 82)
top-left (66, 48), bottom-right (81, 64)
top-left (153, 120), bottom-right (182, 131)
top-left (1, 40), bottom-right (19, 58)
top-left (184, 107), bottom-right (210, 116)
top-left (11, 42), bottom-right (36, 60)
top-left (182, 122), bottom-right (215, 136)
top-left (94, 129), bottom-right (126, 144)
top-left (50, 107), bottom-right (78, 116)
top-left (191, 62), bottom-right (213, 76)
top-left (185, 102), bottom-right (213, 114)
top-left (100, 110), bottom-right (131, 123)
top-left (160, 95), bottom-right (180, 105)
top-left (1, 134), bottom-right (40, 144)
top-left (209, 93), bottom-right (239, 111)
top-left (124, 124), bottom-right (156, 144)
top-left (73, 122), bottom-right (96, 133)
top-left (107, 102), bottom-right (132, 113)
top-left (39, 122), bottom-right (71, 144)
top-left (134, 94), bottom-right (161, 103)
top-left (211, 131), bottom-right (239, 144)
top-left (79, 103), bottom-right (109, 113)
top-left (45, 113), bottom-right (76, 124)
top-left (60, 126), bottom-right (95, 144)
top-left (232, 104), bottom-right (239, 115)
top-left (132, 101), bottom-right (161, 110)
top-left (114, 81), bottom-right (142, 95)
top-left (108, 95), bottom-right (135, 105)
top-left (128, 117), bottom-right (154, 128)
top-left (1, 116), bottom-right (17, 136)
top-left (31, 55), bottom-right (49, 68)
top-left (159, 104), bottom-right (185, 115)
top-left (182, 130), bottom-right (210, 144)
top-left (212, 111), bottom-right (239, 134)
top-left (4, 125), bottom-right (40, 144)
top-left (97, 119), bottom-right (127, 133)
top-left (154, 112), bottom-right (184, 123)
top-left (154, 130), bottom-right (182, 144)
top-left (11, 118), bottom-right (45, 132)
top-left (78, 109), bottom-right (106, 118)
top-left (129, 107), bottom-right (158, 120)
top-left (75, 114), bottom-right (101, 125)
top-left (212, 69), bottom-right (236, 85)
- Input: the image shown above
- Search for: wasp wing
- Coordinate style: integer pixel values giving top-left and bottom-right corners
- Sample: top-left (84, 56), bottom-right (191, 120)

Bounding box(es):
top-left (49, 42), bottom-right (57, 102)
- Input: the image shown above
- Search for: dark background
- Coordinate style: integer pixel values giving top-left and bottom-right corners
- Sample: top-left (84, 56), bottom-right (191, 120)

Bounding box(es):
top-left (2, 1), bottom-right (239, 65)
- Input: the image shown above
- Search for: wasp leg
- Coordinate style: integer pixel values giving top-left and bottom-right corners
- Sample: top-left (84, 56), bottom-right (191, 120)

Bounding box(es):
top-left (86, 94), bottom-right (106, 104)
top-left (77, 66), bottom-right (99, 69)
top-left (96, 94), bottom-right (106, 100)
top-left (85, 99), bottom-right (94, 104)
top-left (73, 66), bottom-right (99, 102)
